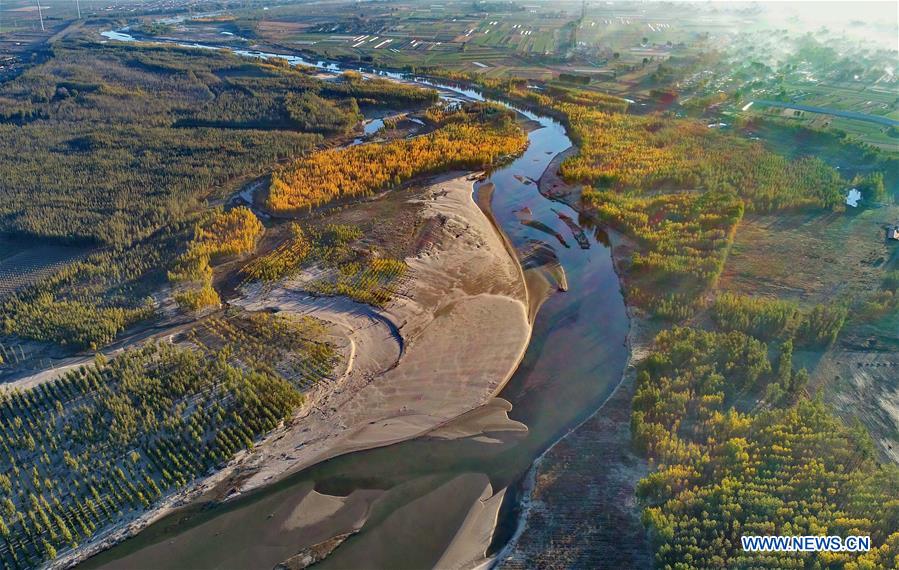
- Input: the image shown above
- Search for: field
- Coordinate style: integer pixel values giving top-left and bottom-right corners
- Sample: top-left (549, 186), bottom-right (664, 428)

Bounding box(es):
top-left (132, 0), bottom-right (583, 73)
top-left (719, 208), bottom-right (898, 306)
top-left (717, 203), bottom-right (899, 463)
top-left (743, 105), bottom-right (899, 152)
top-left (0, 240), bottom-right (91, 300)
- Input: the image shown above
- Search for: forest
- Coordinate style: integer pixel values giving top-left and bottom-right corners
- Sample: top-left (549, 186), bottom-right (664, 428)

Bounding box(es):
top-left (633, 327), bottom-right (899, 568)
top-left (0, 41), bottom-right (439, 354)
top-left (266, 105), bottom-right (527, 213)
top-left (321, 71), bottom-right (439, 108)
top-left (0, 309), bottom-right (335, 569)
top-left (0, 44), bottom-right (316, 247)
top-left (0, 43), bottom-right (436, 247)
top-left (0, 231), bottom-right (186, 351)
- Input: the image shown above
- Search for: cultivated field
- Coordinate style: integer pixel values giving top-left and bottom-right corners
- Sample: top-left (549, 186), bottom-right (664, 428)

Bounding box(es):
top-left (0, 239), bottom-right (91, 299)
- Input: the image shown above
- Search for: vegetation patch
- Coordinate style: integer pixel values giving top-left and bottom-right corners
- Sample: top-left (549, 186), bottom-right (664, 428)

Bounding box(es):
top-left (584, 189), bottom-right (742, 319)
top-left (633, 327), bottom-right (899, 569)
top-left (266, 105), bottom-right (527, 213)
top-left (560, 105), bottom-right (845, 211)
top-left (1, 295), bottom-right (151, 352)
top-left (0, 315), bottom-right (335, 568)
top-left (242, 223), bottom-right (407, 308)
top-left (169, 207), bottom-right (264, 311)
top-left (0, 237), bottom-right (178, 352)
top-left (712, 293), bottom-right (848, 348)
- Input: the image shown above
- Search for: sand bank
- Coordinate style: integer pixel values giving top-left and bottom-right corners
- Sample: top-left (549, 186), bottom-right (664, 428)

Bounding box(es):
top-left (54, 171), bottom-right (532, 569)
top-left (222, 172), bottom-right (531, 493)
top-left (316, 473), bottom-right (504, 570)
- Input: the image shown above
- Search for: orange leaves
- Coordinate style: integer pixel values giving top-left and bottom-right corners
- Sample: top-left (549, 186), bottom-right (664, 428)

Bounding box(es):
top-left (170, 207), bottom-right (263, 311)
top-left (559, 104), bottom-right (844, 210)
top-left (266, 122), bottom-right (527, 214)
top-left (193, 207), bottom-right (264, 260)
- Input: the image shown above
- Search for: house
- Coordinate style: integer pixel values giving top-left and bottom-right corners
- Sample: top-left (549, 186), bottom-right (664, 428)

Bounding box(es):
top-left (888, 225), bottom-right (899, 241)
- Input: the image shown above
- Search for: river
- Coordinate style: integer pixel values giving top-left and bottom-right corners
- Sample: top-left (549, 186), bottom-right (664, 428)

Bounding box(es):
top-left (84, 31), bottom-right (630, 570)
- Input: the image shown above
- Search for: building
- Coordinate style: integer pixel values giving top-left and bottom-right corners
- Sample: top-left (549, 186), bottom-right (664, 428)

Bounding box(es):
top-left (888, 225), bottom-right (899, 241)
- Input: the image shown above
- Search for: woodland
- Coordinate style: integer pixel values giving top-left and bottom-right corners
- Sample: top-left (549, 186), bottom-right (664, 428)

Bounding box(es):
top-left (633, 327), bottom-right (899, 569)
top-left (266, 103), bottom-right (527, 213)
top-left (0, 42), bottom-right (439, 353)
top-left (0, 312), bottom-right (335, 568)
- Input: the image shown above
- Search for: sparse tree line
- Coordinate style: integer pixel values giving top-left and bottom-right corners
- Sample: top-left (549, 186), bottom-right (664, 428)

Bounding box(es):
top-left (0, 325), bottom-right (336, 569)
top-left (241, 223), bottom-right (408, 308)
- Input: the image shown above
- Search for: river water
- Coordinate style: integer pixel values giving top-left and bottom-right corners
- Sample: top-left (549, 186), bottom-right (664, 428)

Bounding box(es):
top-left (85, 32), bottom-right (630, 570)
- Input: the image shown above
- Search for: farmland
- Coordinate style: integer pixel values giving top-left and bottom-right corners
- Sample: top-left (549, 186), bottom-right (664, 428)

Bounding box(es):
top-left (131, 0), bottom-right (584, 73)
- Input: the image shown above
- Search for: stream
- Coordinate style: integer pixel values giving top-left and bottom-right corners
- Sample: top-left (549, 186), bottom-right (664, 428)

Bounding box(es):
top-left (85, 31), bottom-right (630, 570)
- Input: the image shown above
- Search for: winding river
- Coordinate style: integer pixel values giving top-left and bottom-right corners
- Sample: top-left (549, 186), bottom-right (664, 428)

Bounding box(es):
top-left (85, 31), bottom-right (630, 570)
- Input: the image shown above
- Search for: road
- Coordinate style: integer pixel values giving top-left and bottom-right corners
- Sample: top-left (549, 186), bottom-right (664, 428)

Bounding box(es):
top-left (752, 99), bottom-right (899, 128)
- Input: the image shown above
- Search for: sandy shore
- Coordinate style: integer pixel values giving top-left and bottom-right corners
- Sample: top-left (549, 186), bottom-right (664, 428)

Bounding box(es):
top-left (223, 171), bottom-right (532, 493)
top-left (55, 171), bottom-right (532, 569)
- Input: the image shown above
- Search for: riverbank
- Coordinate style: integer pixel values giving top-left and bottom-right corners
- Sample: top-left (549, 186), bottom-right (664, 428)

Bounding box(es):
top-left (496, 230), bottom-right (656, 569)
top-left (494, 150), bottom-right (656, 568)
top-left (64, 53), bottom-right (633, 569)
top-left (69, 172), bottom-right (534, 569)
top-left (225, 171), bottom-right (532, 494)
